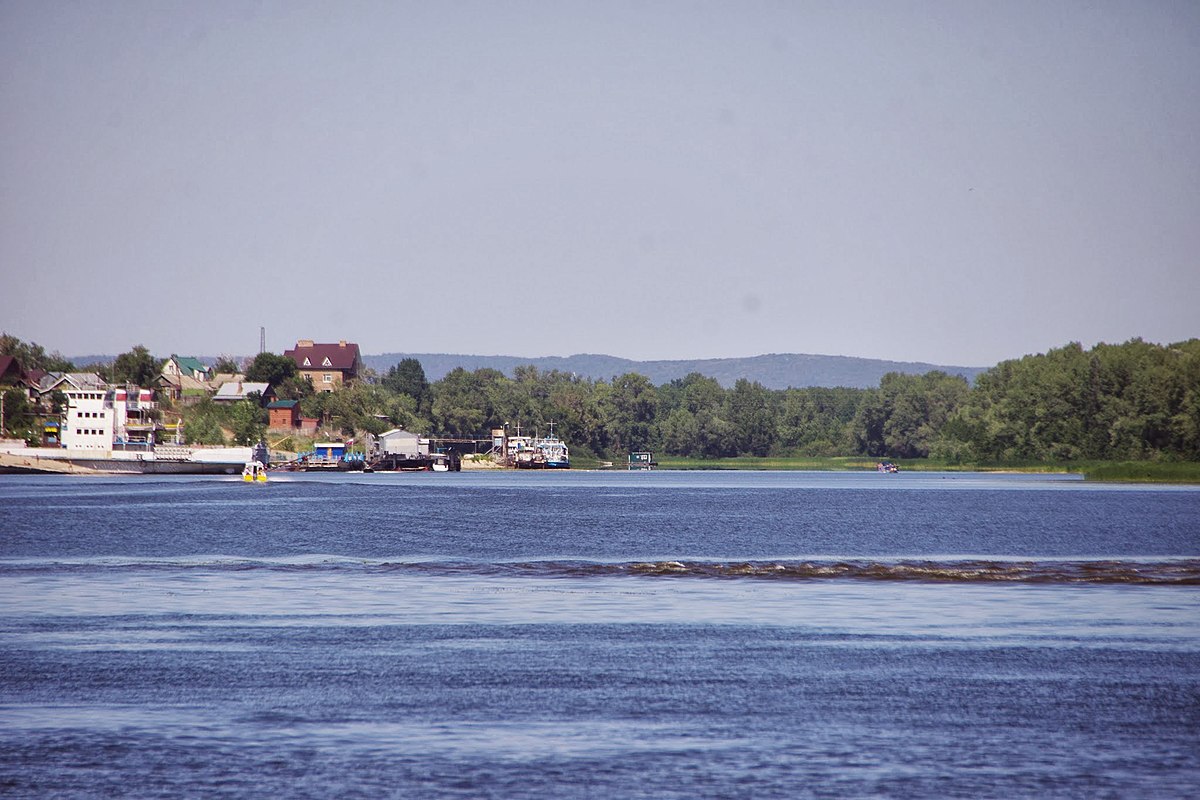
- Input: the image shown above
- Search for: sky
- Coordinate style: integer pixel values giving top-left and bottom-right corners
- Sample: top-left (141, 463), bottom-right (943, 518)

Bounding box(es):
top-left (2, 1), bottom-right (1197, 367)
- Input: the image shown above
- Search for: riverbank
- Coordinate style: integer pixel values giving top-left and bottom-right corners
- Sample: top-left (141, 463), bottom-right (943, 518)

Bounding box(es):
top-left (645, 456), bottom-right (1200, 483)
top-left (0, 450), bottom-right (99, 474)
top-left (5, 448), bottom-right (1196, 483)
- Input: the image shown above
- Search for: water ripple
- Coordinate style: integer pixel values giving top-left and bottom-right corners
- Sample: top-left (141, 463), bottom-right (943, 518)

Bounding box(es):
top-left (2, 556), bottom-right (1197, 585)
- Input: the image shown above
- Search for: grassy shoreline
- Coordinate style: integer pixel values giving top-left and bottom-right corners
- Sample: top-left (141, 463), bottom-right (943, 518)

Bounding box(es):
top-left (629, 456), bottom-right (1200, 483)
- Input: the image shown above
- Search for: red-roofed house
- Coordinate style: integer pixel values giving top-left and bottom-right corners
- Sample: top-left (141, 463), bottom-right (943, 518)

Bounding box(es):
top-left (0, 356), bottom-right (24, 386)
top-left (283, 339), bottom-right (363, 393)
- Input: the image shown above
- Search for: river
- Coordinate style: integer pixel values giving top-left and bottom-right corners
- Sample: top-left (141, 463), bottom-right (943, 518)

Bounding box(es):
top-left (1, 470), bottom-right (1197, 798)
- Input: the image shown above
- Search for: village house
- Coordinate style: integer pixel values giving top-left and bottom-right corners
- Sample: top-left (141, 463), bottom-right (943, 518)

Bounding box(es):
top-left (157, 356), bottom-right (213, 402)
top-left (33, 372), bottom-right (108, 406)
top-left (284, 340), bottom-right (362, 393)
top-left (0, 356), bottom-right (24, 386)
top-left (163, 355), bottom-right (212, 382)
top-left (212, 381), bottom-right (275, 405)
top-left (266, 399), bottom-right (318, 434)
top-left (0, 356), bottom-right (45, 405)
top-left (268, 399), bottom-right (300, 430)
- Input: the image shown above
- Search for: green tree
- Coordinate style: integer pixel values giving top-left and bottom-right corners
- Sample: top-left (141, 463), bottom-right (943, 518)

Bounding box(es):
top-left (658, 407), bottom-right (700, 456)
top-left (274, 374), bottom-right (314, 401)
top-left (776, 387), bottom-right (863, 456)
top-left (382, 358), bottom-right (431, 413)
top-left (651, 373), bottom-right (736, 458)
top-left (851, 372), bottom-right (969, 458)
top-left (602, 373), bottom-right (659, 454)
top-left (0, 333), bottom-right (75, 372)
top-left (319, 383), bottom-right (396, 436)
top-left (245, 352), bottom-right (298, 385)
top-left (728, 379), bottom-right (776, 456)
top-left (431, 368), bottom-right (494, 436)
top-left (180, 397), bottom-right (228, 445)
top-left (2, 387), bottom-right (33, 434)
top-left (111, 345), bottom-right (162, 387)
top-left (547, 376), bottom-right (608, 457)
top-left (211, 355), bottom-right (241, 374)
top-left (228, 400), bottom-right (266, 445)
top-left (943, 339), bottom-right (1200, 462)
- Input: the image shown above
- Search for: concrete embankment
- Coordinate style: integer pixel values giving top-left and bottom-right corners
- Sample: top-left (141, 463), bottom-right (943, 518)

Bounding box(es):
top-left (0, 450), bottom-right (101, 475)
top-left (460, 457), bottom-right (505, 470)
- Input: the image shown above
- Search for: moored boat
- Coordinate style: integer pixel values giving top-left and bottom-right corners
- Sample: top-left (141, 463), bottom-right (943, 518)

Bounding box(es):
top-left (536, 431), bottom-right (570, 469)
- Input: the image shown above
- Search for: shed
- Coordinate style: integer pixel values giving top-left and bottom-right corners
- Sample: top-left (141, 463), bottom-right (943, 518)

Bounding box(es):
top-left (267, 399), bottom-right (301, 430)
top-left (378, 428), bottom-right (429, 457)
top-left (314, 442), bottom-right (346, 460)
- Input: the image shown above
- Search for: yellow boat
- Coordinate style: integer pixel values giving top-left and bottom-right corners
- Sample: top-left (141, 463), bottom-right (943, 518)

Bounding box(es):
top-left (242, 460), bottom-right (268, 482)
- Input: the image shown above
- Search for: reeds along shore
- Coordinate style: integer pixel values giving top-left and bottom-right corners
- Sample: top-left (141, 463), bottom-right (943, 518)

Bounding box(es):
top-left (639, 456), bottom-right (1200, 483)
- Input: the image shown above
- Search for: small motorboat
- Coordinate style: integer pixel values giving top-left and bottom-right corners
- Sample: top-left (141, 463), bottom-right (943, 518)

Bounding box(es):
top-left (242, 460), bottom-right (268, 482)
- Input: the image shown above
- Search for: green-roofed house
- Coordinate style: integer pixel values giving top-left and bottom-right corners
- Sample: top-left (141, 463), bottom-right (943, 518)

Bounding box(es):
top-left (164, 356), bottom-right (211, 382)
top-left (268, 399), bottom-right (301, 431)
top-left (157, 355), bottom-right (214, 402)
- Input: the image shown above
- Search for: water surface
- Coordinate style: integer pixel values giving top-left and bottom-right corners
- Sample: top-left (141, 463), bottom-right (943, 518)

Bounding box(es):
top-left (1, 471), bottom-right (1197, 798)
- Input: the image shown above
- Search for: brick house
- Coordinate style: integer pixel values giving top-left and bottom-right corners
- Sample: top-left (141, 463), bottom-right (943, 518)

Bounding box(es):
top-left (267, 399), bottom-right (301, 430)
top-left (283, 340), bottom-right (362, 393)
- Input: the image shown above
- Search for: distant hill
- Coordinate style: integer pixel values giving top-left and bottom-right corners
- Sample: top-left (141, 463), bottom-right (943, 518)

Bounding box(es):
top-left (68, 351), bottom-right (987, 389)
top-left (69, 355), bottom-right (117, 369)
top-left (363, 352), bottom-right (987, 390)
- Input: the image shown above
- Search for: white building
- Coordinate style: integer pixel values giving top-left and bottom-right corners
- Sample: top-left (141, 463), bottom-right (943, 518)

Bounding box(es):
top-left (60, 383), bottom-right (160, 451)
top-left (60, 384), bottom-right (112, 451)
top-left (377, 428), bottom-right (430, 457)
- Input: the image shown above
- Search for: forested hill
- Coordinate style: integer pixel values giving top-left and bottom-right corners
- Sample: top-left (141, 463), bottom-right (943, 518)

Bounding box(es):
top-left (363, 352), bottom-right (987, 389)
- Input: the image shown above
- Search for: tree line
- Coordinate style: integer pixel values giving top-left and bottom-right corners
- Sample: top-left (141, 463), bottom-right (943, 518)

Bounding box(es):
top-left (3, 334), bottom-right (1197, 462)
top-left (264, 339), bottom-right (1200, 463)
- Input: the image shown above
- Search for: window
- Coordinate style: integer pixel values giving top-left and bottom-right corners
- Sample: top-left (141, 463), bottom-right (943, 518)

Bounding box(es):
top-left (323, 374), bottom-right (332, 383)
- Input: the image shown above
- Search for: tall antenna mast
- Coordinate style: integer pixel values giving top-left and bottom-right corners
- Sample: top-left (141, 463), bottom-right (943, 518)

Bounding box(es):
top-left (259, 327), bottom-right (266, 354)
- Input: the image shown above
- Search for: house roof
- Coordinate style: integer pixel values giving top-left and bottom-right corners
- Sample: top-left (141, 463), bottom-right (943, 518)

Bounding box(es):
top-left (267, 399), bottom-right (299, 409)
top-left (158, 372), bottom-right (208, 392)
top-left (284, 340), bottom-right (361, 371)
top-left (380, 428), bottom-right (420, 439)
top-left (0, 356), bottom-right (22, 383)
top-left (38, 372), bottom-right (108, 393)
top-left (172, 355), bottom-right (210, 375)
top-left (213, 381), bottom-right (272, 400)
top-left (209, 373), bottom-right (244, 388)
top-left (20, 368), bottom-right (48, 388)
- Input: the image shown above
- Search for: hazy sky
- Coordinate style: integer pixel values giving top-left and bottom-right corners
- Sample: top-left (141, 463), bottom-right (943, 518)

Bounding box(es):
top-left (2, 1), bottom-right (1197, 366)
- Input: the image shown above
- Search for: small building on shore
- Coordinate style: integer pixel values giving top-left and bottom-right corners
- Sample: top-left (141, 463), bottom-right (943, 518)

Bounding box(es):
top-left (267, 399), bottom-right (301, 431)
top-left (377, 428), bottom-right (429, 457)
